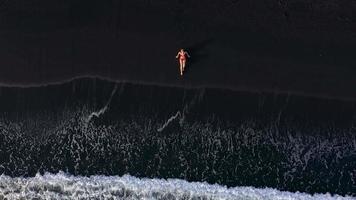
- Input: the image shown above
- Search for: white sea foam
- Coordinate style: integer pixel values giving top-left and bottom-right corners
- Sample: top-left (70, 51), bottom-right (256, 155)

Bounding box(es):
top-left (0, 172), bottom-right (353, 200)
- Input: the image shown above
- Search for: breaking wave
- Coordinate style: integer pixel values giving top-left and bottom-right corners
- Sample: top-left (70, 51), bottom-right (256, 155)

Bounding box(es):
top-left (0, 172), bottom-right (353, 200)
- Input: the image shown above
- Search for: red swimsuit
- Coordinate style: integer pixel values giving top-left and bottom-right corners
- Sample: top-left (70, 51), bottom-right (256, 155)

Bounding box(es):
top-left (179, 52), bottom-right (186, 61)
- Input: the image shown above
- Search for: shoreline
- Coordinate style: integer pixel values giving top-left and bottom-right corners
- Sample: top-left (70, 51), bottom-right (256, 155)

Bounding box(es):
top-left (0, 75), bottom-right (355, 102)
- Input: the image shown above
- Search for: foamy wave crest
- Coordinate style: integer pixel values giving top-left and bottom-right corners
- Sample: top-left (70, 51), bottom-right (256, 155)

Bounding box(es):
top-left (0, 172), bottom-right (353, 200)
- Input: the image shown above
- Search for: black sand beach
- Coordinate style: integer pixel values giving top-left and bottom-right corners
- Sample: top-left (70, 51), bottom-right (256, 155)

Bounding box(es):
top-left (0, 0), bottom-right (355, 99)
top-left (0, 1), bottom-right (355, 198)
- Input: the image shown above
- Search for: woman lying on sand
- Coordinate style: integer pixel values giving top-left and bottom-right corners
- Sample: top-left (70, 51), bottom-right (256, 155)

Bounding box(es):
top-left (176, 49), bottom-right (190, 76)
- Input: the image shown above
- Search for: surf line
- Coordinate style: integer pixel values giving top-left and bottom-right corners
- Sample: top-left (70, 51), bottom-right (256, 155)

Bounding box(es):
top-left (157, 88), bottom-right (205, 132)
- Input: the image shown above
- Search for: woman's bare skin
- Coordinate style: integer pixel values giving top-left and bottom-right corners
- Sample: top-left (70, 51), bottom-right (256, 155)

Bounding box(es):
top-left (176, 49), bottom-right (190, 76)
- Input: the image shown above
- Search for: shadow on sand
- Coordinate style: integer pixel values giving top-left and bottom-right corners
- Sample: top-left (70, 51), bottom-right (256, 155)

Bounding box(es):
top-left (183, 38), bottom-right (214, 74)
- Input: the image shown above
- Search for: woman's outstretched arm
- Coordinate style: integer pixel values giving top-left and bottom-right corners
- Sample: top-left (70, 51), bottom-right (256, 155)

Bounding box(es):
top-left (185, 52), bottom-right (191, 58)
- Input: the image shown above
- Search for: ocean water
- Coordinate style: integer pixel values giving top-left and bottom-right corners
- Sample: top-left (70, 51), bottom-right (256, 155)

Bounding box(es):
top-left (0, 78), bottom-right (355, 199)
top-left (0, 172), bottom-right (353, 200)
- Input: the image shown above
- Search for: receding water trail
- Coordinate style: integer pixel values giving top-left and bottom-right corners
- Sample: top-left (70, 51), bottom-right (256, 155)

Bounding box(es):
top-left (157, 111), bottom-right (181, 132)
top-left (157, 88), bottom-right (205, 132)
top-left (86, 83), bottom-right (124, 124)
top-left (86, 84), bottom-right (118, 123)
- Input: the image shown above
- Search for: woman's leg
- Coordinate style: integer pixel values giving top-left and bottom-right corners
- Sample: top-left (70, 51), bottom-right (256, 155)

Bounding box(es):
top-left (179, 60), bottom-right (183, 75)
top-left (182, 60), bottom-right (186, 72)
